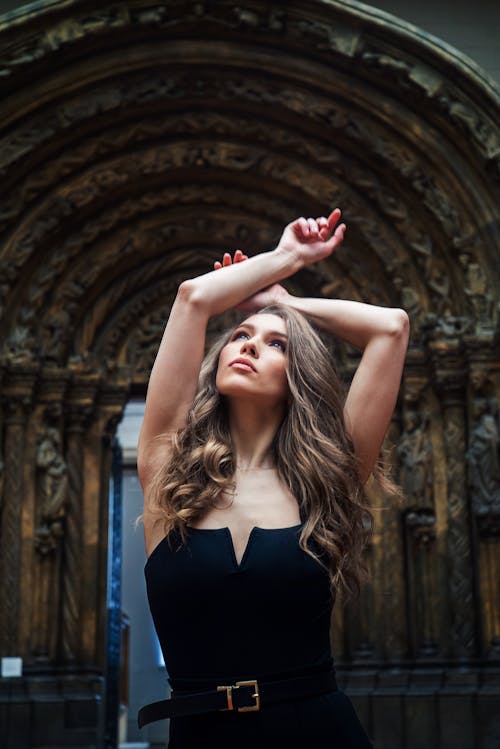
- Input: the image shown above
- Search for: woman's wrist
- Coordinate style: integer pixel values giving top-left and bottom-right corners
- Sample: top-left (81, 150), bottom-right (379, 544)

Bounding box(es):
top-left (272, 285), bottom-right (294, 305)
top-left (185, 247), bottom-right (297, 318)
top-left (272, 245), bottom-right (304, 275)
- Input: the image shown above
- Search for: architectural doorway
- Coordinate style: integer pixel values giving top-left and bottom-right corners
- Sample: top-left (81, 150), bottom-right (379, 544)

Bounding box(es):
top-left (0, 1), bottom-right (499, 746)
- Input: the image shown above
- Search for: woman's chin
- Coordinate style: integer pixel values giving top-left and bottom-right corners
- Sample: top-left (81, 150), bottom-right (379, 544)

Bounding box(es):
top-left (221, 389), bottom-right (287, 413)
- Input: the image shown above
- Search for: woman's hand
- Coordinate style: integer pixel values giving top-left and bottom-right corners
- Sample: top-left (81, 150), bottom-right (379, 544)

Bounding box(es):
top-left (213, 250), bottom-right (290, 312)
top-left (213, 249), bottom-right (248, 270)
top-left (275, 208), bottom-right (346, 267)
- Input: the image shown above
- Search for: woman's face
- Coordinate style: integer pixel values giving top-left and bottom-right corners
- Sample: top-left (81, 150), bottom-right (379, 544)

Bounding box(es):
top-left (216, 313), bottom-right (289, 406)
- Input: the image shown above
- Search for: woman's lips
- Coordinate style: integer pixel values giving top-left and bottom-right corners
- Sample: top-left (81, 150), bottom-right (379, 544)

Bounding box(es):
top-left (229, 359), bottom-right (256, 372)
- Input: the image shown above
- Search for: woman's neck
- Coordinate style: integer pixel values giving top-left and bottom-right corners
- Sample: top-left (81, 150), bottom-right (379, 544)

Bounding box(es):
top-left (228, 399), bottom-right (284, 471)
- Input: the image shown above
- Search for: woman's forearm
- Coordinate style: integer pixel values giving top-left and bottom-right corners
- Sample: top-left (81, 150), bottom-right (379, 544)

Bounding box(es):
top-left (184, 249), bottom-right (301, 318)
top-left (184, 210), bottom-right (346, 317)
top-left (283, 295), bottom-right (409, 349)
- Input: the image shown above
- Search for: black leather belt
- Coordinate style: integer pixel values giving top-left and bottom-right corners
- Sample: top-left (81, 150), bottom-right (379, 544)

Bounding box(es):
top-left (138, 668), bottom-right (338, 728)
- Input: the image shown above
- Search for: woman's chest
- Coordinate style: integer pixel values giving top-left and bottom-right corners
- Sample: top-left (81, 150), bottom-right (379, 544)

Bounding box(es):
top-left (189, 474), bottom-right (302, 564)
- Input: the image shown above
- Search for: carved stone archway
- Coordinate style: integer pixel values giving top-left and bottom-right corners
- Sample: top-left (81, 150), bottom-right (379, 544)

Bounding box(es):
top-left (0, 1), bottom-right (499, 746)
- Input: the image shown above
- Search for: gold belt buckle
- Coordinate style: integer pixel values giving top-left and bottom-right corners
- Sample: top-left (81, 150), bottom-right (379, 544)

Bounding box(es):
top-left (217, 679), bottom-right (260, 712)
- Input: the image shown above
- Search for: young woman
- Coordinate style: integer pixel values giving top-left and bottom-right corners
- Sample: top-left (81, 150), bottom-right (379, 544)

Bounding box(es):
top-left (137, 209), bottom-right (409, 748)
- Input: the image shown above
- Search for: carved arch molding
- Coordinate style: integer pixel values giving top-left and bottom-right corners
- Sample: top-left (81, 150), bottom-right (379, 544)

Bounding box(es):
top-left (0, 1), bottom-right (499, 747)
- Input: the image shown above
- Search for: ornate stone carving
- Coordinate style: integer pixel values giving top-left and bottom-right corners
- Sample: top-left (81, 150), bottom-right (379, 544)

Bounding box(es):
top-left (1, 325), bottom-right (38, 363)
top-left (467, 401), bottom-right (500, 536)
top-left (406, 509), bottom-right (436, 546)
top-left (437, 87), bottom-right (500, 161)
top-left (0, 69), bottom-right (491, 331)
top-left (458, 251), bottom-right (498, 333)
top-left (479, 538), bottom-right (500, 658)
top-left (443, 409), bottom-right (476, 652)
top-left (423, 328), bottom-right (478, 658)
top-left (466, 361), bottom-right (500, 658)
top-left (292, 15), bottom-right (361, 57)
top-left (34, 428), bottom-right (68, 555)
top-left (361, 50), bottom-right (412, 82)
top-left (30, 426), bottom-right (68, 661)
top-left (0, 7), bottom-right (131, 81)
top-left (404, 507), bottom-right (439, 657)
top-left (0, 383), bottom-right (33, 655)
top-left (58, 401), bottom-right (95, 662)
top-left (398, 409), bottom-right (434, 509)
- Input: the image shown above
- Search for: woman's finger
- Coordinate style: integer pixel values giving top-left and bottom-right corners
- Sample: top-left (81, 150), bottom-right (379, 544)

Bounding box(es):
top-left (327, 208), bottom-right (342, 229)
top-left (307, 218), bottom-right (320, 237)
top-left (297, 217), bottom-right (309, 237)
top-left (329, 223), bottom-right (346, 249)
top-left (214, 250), bottom-right (249, 269)
top-left (317, 216), bottom-right (329, 236)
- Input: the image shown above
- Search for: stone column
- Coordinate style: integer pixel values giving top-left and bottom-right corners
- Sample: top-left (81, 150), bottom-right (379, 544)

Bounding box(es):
top-left (0, 364), bottom-right (37, 656)
top-left (431, 340), bottom-right (476, 659)
top-left (398, 363), bottom-right (440, 660)
top-left (31, 368), bottom-right (69, 663)
top-left (405, 509), bottom-right (438, 657)
top-left (60, 376), bottom-right (98, 663)
top-left (465, 346), bottom-right (500, 660)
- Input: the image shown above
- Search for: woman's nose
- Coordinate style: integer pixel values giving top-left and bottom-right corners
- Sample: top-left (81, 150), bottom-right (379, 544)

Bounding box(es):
top-left (240, 339), bottom-right (258, 357)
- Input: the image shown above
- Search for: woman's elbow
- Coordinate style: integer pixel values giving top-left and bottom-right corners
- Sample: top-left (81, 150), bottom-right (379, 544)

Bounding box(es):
top-left (177, 278), bottom-right (196, 302)
top-left (177, 279), bottom-right (206, 308)
top-left (388, 308), bottom-right (410, 339)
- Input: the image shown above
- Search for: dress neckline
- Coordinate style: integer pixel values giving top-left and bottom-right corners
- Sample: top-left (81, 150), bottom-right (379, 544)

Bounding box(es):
top-left (145, 522), bottom-right (305, 572)
top-left (187, 522), bottom-right (304, 569)
top-left (187, 522), bottom-right (304, 532)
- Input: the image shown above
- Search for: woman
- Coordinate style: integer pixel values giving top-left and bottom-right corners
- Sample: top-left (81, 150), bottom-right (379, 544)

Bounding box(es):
top-left (137, 208), bottom-right (409, 748)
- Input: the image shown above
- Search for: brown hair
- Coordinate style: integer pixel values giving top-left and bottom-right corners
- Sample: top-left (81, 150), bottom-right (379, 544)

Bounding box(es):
top-left (139, 303), bottom-right (397, 602)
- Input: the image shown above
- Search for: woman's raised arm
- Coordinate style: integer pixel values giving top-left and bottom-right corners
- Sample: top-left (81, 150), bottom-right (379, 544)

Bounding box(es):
top-left (284, 295), bottom-right (409, 484)
top-left (137, 210), bottom-right (346, 489)
top-left (213, 213), bottom-right (409, 486)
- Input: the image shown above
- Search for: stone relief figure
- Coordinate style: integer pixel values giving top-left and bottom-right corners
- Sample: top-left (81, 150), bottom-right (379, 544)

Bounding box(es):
top-left (459, 251), bottom-right (495, 329)
top-left (35, 428), bottom-right (68, 555)
top-left (129, 309), bottom-right (169, 372)
top-left (3, 325), bottom-right (37, 362)
top-left (41, 308), bottom-right (72, 363)
top-left (397, 409), bottom-right (434, 508)
top-left (466, 405), bottom-right (500, 516)
top-left (422, 313), bottom-right (471, 340)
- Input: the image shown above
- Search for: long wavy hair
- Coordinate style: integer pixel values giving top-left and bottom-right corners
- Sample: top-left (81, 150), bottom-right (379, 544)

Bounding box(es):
top-left (140, 303), bottom-right (395, 602)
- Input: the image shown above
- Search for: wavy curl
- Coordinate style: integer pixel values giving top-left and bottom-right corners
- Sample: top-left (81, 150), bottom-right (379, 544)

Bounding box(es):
top-left (139, 303), bottom-right (399, 602)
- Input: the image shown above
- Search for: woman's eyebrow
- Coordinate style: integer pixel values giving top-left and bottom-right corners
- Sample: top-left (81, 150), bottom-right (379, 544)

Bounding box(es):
top-left (268, 331), bottom-right (288, 339)
top-left (236, 323), bottom-right (288, 339)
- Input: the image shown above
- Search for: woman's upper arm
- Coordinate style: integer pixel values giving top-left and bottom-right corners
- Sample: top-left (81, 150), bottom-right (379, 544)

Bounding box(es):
top-left (343, 309), bottom-right (409, 484)
top-left (137, 280), bottom-right (209, 483)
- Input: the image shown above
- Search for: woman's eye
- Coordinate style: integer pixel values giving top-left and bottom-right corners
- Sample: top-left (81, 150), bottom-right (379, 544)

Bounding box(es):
top-left (271, 340), bottom-right (286, 352)
top-left (233, 331), bottom-right (248, 340)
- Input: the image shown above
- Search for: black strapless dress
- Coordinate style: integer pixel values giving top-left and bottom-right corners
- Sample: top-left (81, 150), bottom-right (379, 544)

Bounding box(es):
top-left (144, 522), bottom-right (374, 748)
